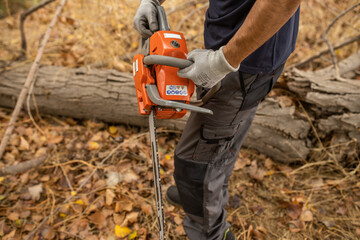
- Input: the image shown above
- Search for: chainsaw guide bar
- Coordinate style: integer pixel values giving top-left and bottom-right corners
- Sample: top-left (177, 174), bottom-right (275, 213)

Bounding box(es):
top-left (132, 5), bottom-right (216, 240)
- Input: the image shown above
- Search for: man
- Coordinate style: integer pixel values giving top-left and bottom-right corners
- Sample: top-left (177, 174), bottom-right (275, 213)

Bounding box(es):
top-left (133, 0), bottom-right (301, 239)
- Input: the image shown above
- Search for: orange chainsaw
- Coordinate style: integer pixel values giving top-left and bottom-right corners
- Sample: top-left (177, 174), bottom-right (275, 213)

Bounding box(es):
top-left (132, 5), bottom-right (218, 240)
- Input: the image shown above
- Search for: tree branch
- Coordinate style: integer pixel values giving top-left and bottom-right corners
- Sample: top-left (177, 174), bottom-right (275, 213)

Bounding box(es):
top-left (0, 0), bottom-right (67, 160)
top-left (0, 155), bottom-right (46, 176)
top-left (19, 0), bottom-right (56, 58)
top-left (323, 3), bottom-right (360, 78)
top-left (291, 34), bottom-right (360, 69)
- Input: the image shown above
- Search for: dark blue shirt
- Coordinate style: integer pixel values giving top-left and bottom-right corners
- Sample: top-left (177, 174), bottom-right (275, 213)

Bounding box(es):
top-left (204, 0), bottom-right (300, 74)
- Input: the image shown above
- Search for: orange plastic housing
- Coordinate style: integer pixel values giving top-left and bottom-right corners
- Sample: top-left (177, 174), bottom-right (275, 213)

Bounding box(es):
top-left (133, 31), bottom-right (195, 119)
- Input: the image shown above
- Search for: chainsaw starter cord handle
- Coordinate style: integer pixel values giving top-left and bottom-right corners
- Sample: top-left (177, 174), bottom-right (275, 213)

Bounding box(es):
top-left (143, 55), bottom-right (193, 69)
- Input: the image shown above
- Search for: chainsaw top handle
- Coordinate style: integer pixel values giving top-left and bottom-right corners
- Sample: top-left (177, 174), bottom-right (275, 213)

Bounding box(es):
top-left (156, 5), bottom-right (170, 31)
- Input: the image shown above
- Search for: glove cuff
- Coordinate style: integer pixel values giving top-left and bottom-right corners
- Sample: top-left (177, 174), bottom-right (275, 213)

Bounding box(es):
top-left (219, 46), bottom-right (240, 72)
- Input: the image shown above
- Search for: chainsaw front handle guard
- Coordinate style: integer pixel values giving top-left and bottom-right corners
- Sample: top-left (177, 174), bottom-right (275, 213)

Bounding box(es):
top-left (190, 82), bottom-right (221, 106)
top-left (146, 84), bottom-right (213, 115)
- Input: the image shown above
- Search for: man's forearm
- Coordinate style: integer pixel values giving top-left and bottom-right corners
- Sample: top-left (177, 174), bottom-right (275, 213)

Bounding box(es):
top-left (223, 0), bottom-right (301, 68)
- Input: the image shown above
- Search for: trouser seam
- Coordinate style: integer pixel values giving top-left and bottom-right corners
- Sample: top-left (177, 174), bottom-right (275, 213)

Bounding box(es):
top-left (202, 162), bottom-right (209, 234)
top-left (230, 71), bottom-right (247, 125)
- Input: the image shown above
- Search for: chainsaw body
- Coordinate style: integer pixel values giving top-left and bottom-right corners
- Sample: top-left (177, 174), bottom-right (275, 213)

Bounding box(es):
top-left (133, 31), bottom-right (195, 119)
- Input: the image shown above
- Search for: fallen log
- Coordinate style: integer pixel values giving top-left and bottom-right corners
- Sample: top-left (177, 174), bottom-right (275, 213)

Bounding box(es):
top-left (0, 64), bottom-right (187, 129)
top-left (287, 51), bottom-right (360, 142)
top-left (1, 52), bottom-right (359, 163)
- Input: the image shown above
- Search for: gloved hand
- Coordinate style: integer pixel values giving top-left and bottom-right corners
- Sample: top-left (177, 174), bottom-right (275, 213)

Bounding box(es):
top-left (133, 0), bottom-right (160, 38)
top-left (177, 47), bottom-right (240, 89)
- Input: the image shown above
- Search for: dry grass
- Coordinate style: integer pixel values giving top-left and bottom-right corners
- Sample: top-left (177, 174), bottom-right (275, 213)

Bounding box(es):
top-left (0, 0), bottom-right (358, 70)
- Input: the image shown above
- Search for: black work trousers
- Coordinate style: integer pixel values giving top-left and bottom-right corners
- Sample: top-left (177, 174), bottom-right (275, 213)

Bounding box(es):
top-left (173, 64), bottom-right (285, 240)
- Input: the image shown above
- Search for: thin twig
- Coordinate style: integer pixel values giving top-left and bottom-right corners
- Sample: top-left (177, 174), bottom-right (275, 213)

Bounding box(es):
top-left (0, 0), bottom-right (67, 160)
top-left (167, 0), bottom-right (207, 15)
top-left (314, 0), bottom-right (360, 33)
top-left (176, 3), bottom-right (209, 31)
top-left (291, 34), bottom-right (360, 69)
top-left (19, 0), bottom-right (56, 58)
top-left (0, 155), bottom-right (47, 176)
top-left (323, 3), bottom-right (360, 78)
top-left (290, 160), bottom-right (333, 175)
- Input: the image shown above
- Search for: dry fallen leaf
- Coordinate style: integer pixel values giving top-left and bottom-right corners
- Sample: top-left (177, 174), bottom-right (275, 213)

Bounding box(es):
top-left (106, 171), bottom-right (122, 187)
top-left (75, 199), bottom-right (84, 205)
top-left (264, 158), bottom-right (274, 169)
top-left (286, 202), bottom-right (303, 220)
top-left (125, 212), bottom-right (139, 224)
top-left (8, 212), bottom-right (19, 221)
top-left (87, 141), bottom-right (100, 150)
top-left (88, 211), bottom-right (105, 227)
top-left (114, 213), bottom-right (125, 225)
top-left (109, 126), bottom-right (118, 135)
top-left (19, 136), bottom-right (30, 151)
top-left (141, 203), bottom-right (153, 216)
top-left (278, 96), bottom-right (294, 108)
top-left (175, 225), bottom-right (186, 235)
top-left (288, 220), bottom-right (305, 233)
top-left (308, 178), bottom-right (324, 190)
top-left (336, 205), bottom-right (347, 215)
top-left (123, 170), bottom-right (140, 183)
top-left (106, 189), bottom-right (116, 206)
top-left (248, 160), bottom-right (266, 181)
top-left (114, 225), bottom-right (131, 237)
top-left (116, 200), bottom-right (133, 212)
top-left (300, 209), bottom-right (313, 222)
top-left (35, 147), bottom-right (48, 157)
top-left (251, 227), bottom-right (267, 240)
top-left (128, 230), bottom-right (137, 240)
top-left (174, 215), bottom-right (183, 225)
top-left (321, 220), bottom-right (335, 228)
top-left (28, 184), bottom-right (43, 201)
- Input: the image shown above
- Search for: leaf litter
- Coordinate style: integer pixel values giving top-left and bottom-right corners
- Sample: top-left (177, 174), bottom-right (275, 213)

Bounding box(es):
top-left (0, 108), bottom-right (358, 239)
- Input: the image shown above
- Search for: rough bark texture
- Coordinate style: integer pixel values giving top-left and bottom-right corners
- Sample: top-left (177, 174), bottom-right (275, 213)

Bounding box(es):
top-left (0, 64), bottom-right (188, 129)
top-left (243, 97), bottom-right (311, 162)
top-left (287, 51), bottom-right (360, 144)
top-left (0, 51), bottom-right (359, 163)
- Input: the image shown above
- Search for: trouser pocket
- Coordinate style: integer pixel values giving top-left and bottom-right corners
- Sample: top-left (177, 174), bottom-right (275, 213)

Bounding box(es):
top-left (174, 155), bottom-right (208, 217)
top-left (241, 63), bottom-right (285, 110)
top-left (192, 123), bottom-right (239, 163)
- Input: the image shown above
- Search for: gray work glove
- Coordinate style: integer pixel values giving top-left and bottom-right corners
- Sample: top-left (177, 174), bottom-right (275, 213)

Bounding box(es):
top-left (177, 47), bottom-right (240, 89)
top-left (133, 0), bottom-right (160, 38)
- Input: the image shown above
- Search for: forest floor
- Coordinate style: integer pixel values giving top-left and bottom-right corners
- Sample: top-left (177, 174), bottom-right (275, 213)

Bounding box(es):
top-left (0, 0), bottom-right (359, 239)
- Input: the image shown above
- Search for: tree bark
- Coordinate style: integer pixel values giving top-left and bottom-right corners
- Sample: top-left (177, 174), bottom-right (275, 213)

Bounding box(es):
top-left (287, 51), bottom-right (360, 142)
top-left (0, 64), bottom-right (188, 129)
top-left (0, 51), bottom-right (359, 163)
